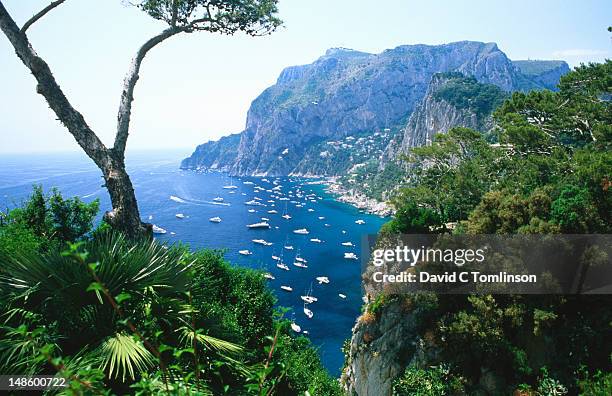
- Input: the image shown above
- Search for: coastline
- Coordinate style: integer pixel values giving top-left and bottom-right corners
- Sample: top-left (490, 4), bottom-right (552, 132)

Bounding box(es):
top-left (323, 177), bottom-right (394, 217)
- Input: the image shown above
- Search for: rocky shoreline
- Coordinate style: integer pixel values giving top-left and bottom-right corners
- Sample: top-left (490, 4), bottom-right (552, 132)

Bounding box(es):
top-left (324, 177), bottom-right (394, 217)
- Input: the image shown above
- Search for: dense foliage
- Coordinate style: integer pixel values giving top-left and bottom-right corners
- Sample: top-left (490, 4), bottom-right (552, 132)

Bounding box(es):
top-left (378, 61), bottom-right (612, 394)
top-left (433, 72), bottom-right (508, 119)
top-left (0, 186), bottom-right (99, 256)
top-left (0, 190), bottom-right (341, 395)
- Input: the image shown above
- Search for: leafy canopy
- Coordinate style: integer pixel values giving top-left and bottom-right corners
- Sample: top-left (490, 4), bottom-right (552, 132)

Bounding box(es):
top-left (138, 0), bottom-right (283, 35)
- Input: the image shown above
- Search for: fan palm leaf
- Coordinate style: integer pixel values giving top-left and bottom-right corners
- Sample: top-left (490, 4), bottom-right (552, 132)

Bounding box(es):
top-left (98, 333), bottom-right (155, 382)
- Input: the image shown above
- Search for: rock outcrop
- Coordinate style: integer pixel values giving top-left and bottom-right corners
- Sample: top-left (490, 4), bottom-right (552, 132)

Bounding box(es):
top-left (380, 72), bottom-right (500, 167)
top-left (181, 42), bottom-right (568, 176)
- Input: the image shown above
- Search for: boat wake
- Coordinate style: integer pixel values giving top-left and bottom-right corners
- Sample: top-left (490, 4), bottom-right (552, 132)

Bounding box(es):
top-left (169, 195), bottom-right (231, 206)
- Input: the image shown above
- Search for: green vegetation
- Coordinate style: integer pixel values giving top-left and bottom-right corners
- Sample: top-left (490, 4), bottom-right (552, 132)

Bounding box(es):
top-left (0, 189), bottom-right (341, 395)
top-left (392, 365), bottom-right (466, 396)
top-left (433, 72), bottom-right (508, 119)
top-left (378, 61), bottom-right (612, 394)
top-left (0, 186), bottom-right (99, 256)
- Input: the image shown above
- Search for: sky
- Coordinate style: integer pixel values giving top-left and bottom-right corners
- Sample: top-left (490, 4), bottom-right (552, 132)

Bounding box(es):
top-left (1, 0), bottom-right (610, 154)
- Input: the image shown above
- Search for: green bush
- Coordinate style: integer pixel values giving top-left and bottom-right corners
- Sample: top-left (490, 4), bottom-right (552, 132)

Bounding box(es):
top-left (392, 365), bottom-right (466, 396)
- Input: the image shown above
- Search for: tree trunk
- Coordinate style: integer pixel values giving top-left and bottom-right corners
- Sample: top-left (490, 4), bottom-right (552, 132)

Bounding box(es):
top-left (101, 151), bottom-right (150, 238)
top-left (0, 2), bottom-right (154, 239)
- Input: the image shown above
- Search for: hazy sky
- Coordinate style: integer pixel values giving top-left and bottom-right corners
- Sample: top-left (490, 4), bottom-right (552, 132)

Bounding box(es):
top-left (1, 0), bottom-right (610, 154)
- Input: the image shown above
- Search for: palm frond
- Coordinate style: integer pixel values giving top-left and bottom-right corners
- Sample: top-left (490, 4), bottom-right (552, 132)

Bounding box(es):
top-left (176, 326), bottom-right (243, 354)
top-left (98, 333), bottom-right (155, 382)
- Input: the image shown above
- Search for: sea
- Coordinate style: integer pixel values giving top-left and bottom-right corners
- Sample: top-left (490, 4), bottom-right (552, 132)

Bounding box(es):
top-left (0, 149), bottom-right (388, 374)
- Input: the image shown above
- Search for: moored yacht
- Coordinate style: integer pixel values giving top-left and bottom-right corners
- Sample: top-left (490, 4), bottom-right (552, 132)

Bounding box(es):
top-left (247, 222), bottom-right (270, 229)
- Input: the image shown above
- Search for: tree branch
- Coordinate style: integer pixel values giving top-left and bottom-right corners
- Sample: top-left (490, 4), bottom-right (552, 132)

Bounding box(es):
top-left (0, 1), bottom-right (111, 170)
top-left (21, 0), bottom-right (66, 33)
top-left (113, 27), bottom-right (183, 156)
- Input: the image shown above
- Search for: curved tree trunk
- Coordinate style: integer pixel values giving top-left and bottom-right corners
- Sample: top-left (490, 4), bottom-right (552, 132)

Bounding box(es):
top-left (101, 151), bottom-right (150, 238)
top-left (0, 2), bottom-right (181, 239)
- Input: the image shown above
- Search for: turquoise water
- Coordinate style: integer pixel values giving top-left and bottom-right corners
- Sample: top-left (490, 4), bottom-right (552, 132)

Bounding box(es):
top-left (0, 150), bottom-right (387, 373)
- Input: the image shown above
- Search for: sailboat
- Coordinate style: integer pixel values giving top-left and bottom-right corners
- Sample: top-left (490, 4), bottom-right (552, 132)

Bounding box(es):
top-left (303, 305), bottom-right (314, 319)
top-left (223, 175), bottom-right (238, 189)
top-left (300, 285), bottom-right (318, 304)
top-left (281, 201), bottom-right (292, 219)
top-left (290, 322), bottom-right (301, 333)
top-left (281, 285), bottom-right (293, 292)
top-left (275, 252), bottom-right (290, 271)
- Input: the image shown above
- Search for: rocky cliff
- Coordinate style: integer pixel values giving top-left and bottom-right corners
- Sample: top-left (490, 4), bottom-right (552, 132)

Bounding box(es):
top-left (380, 72), bottom-right (504, 167)
top-left (182, 42), bottom-right (568, 176)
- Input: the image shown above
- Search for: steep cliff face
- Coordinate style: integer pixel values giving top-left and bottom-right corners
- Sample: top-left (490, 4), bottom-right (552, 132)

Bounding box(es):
top-left (342, 301), bottom-right (420, 396)
top-left (180, 133), bottom-right (240, 171)
top-left (181, 42), bottom-right (568, 176)
top-left (380, 73), bottom-right (503, 166)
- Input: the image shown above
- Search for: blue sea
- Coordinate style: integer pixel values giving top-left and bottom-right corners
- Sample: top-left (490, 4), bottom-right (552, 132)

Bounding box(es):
top-left (0, 150), bottom-right (387, 373)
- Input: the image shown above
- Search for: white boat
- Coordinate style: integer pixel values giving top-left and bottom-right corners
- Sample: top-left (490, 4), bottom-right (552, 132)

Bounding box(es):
top-left (338, 293), bottom-right (347, 299)
top-left (318, 216), bottom-right (325, 220)
top-left (290, 322), bottom-right (301, 333)
top-left (175, 213), bottom-right (185, 219)
top-left (315, 276), bottom-right (330, 284)
top-left (344, 252), bottom-right (358, 260)
top-left (341, 242), bottom-right (354, 247)
top-left (324, 223), bottom-right (331, 227)
top-left (295, 256), bottom-right (307, 263)
top-left (293, 261), bottom-right (308, 268)
top-left (248, 209), bottom-right (255, 213)
top-left (152, 225), bottom-right (167, 234)
top-left (245, 200), bottom-right (264, 206)
top-left (261, 217), bottom-right (270, 221)
top-left (239, 250), bottom-right (252, 256)
top-left (243, 181), bottom-right (254, 185)
top-left (148, 215), bottom-right (153, 220)
top-left (267, 210), bottom-right (278, 214)
top-left (284, 245), bottom-right (294, 250)
top-left (252, 239), bottom-right (273, 246)
top-left (310, 238), bottom-right (322, 243)
top-left (263, 273), bottom-right (275, 280)
top-left (209, 216), bottom-right (222, 223)
top-left (301, 295), bottom-right (318, 304)
top-left (282, 214), bottom-right (292, 220)
top-left (222, 185), bottom-right (238, 189)
top-left (304, 306), bottom-right (314, 319)
top-left (271, 255), bottom-right (281, 261)
top-left (307, 208), bottom-right (315, 212)
top-left (355, 219), bottom-right (366, 225)
top-left (293, 228), bottom-right (309, 235)
top-left (281, 285), bottom-right (293, 292)
top-left (277, 262), bottom-right (290, 271)
top-left (213, 197), bottom-right (224, 202)
top-left (247, 222), bottom-right (270, 229)
top-left (303, 330), bottom-right (309, 335)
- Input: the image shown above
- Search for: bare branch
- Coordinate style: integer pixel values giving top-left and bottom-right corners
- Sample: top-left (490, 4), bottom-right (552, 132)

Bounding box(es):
top-left (21, 0), bottom-right (66, 33)
top-left (113, 27), bottom-right (183, 156)
top-left (0, 1), bottom-right (111, 170)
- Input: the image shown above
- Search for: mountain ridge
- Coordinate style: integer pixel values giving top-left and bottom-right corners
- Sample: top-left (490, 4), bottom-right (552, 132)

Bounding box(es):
top-left (181, 41), bottom-right (569, 176)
